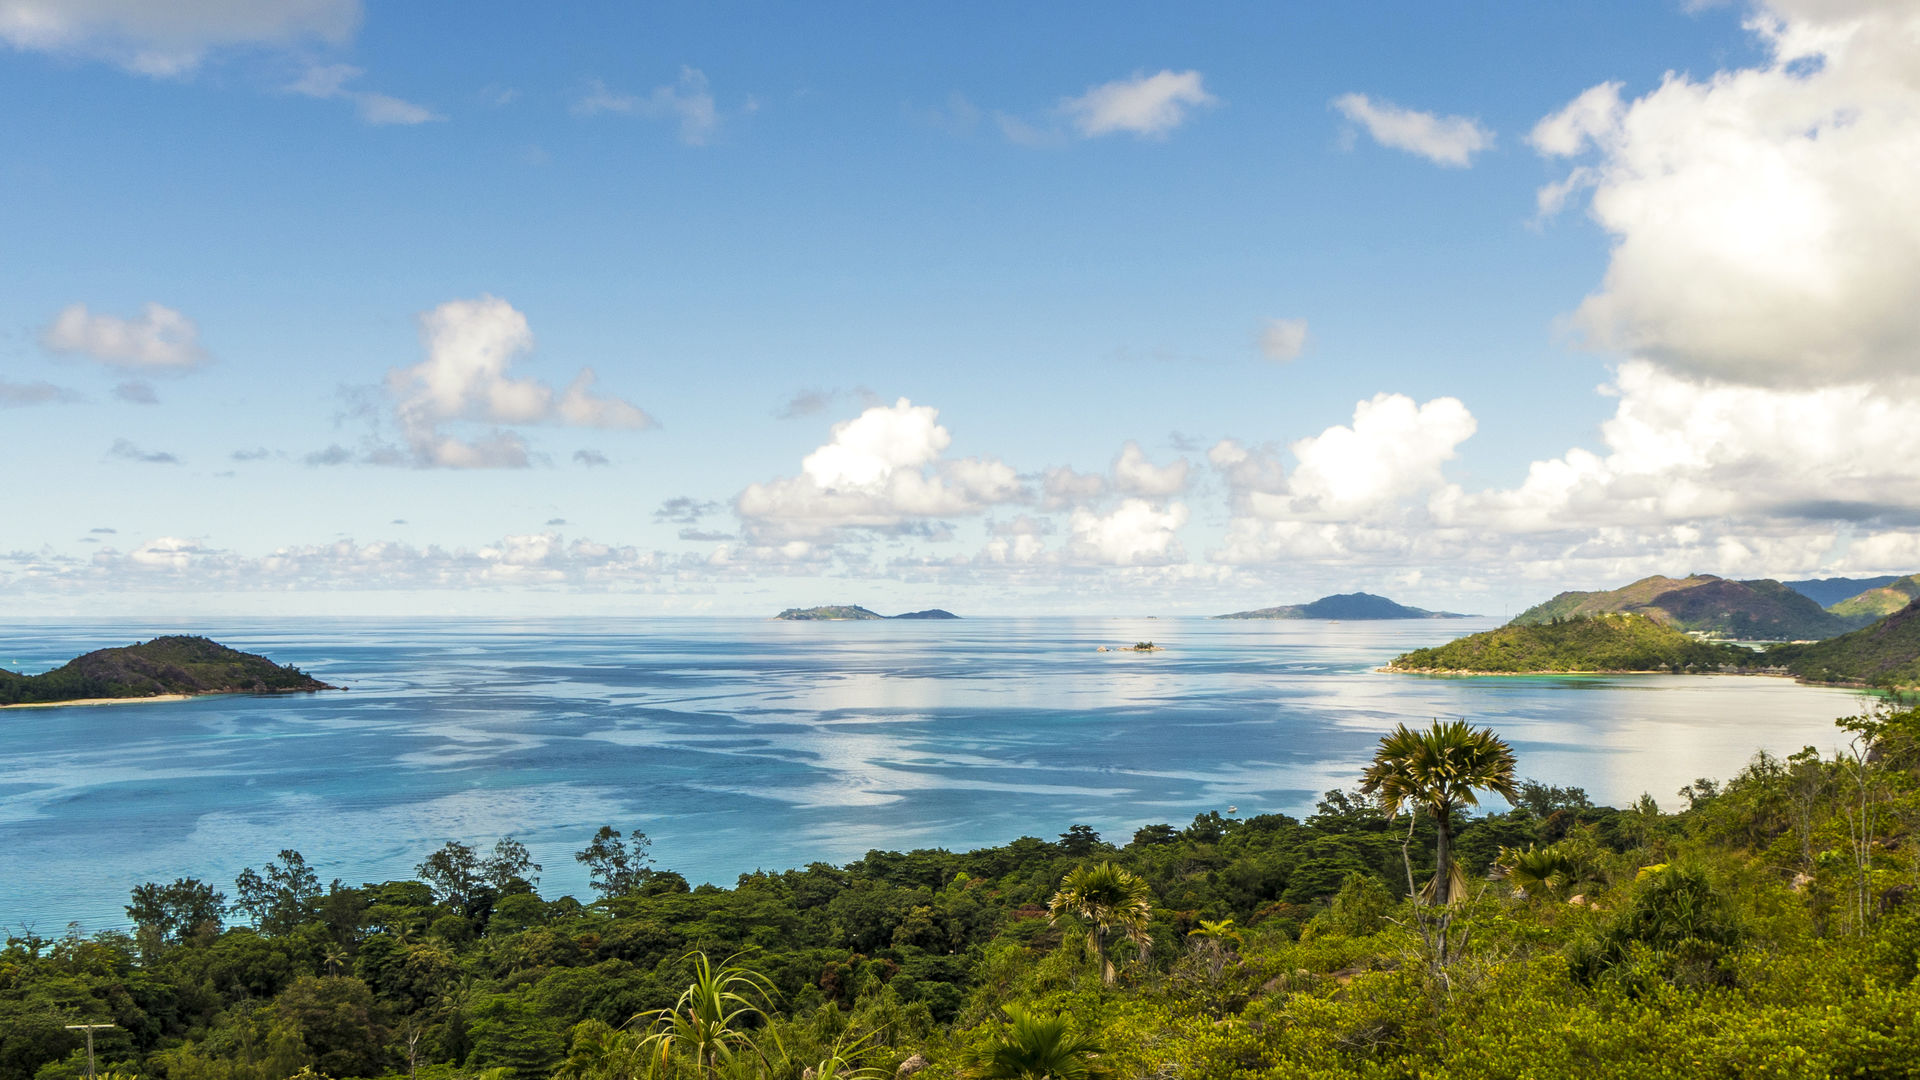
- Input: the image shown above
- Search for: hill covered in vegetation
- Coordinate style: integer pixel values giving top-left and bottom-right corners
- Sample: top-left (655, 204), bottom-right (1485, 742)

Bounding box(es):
top-left (1389, 613), bottom-right (1755, 673)
top-left (7, 708), bottom-right (1920, 1078)
top-left (1784, 574), bottom-right (1906, 607)
top-left (1828, 573), bottom-right (1920, 621)
top-left (1512, 574), bottom-right (1862, 640)
top-left (1216, 592), bottom-right (1470, 620)
top-left (775, 606), bottom-right (959, 620)
top-left (0, 635), bottom-right (335, 706)
top-left (1771, 597), bottom-right (1920, 688)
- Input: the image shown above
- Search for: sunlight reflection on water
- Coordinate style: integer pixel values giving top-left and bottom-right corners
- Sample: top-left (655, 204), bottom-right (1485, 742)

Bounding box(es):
top-left (0, 616), bottom-right (1872, 930)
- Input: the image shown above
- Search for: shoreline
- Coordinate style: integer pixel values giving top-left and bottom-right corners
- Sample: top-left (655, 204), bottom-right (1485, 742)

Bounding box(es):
top-left (0, 693), bottom-right (199, 710)
top-left (1378, 666), bottom-right (1795, 678)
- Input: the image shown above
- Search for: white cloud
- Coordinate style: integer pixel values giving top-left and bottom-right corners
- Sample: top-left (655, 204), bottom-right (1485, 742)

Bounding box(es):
top-left (1443, 360), bottom-right (1920, 533)
top-left (3, 531), bottom-right (673, 593)
top-left (384, 295), bottom-right (653, 469)
top-left (1207, 439), bottom-right (1287, 509)
top-left (1041, 466), bottom-right (1107, 509)
top-left (289, 64), bottom-right (438, 125)
top-left (1259, 318), bottom-right (1309, 362)
top-left (1528, 81), bottom-right (1624, 157)
top-left (1333, 93), bottom-right (1494, 167)
top-left (1067, 498), bottom-right (1189, 565)
top-left (0, 379), bottom-right (79, 406)
top-left (737, 399), bottom-right (1023, 537)
top-left (1111, 441), bottom-right (1190, 496)
top-left (1253, 393), bottom-right (1476, 521)
top-left (574, 67), bottom-right (719, 146)
top-left (1534, 1), bottom-right (1920, 385)
top-left (41, 302), bottom-right (206, 370)
top-left (108, 438), bottom-right (180, 464)
top-left (1060, 69), bottom-right (1217, 138)
top-left (0, 0), bottom-right (358, 76)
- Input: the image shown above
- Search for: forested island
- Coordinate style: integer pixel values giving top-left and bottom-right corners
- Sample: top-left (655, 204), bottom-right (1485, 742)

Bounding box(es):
top-left (1388, 612), bottom-right (1755, 674)
top-left (1513, 573), bottom-right (1864, 640)
top-left (1391, 572), bottom-right (1920, 688)
top-left (775, 607), bottom-right (960, 621)
top-left (1215, 592), bottom-right (1471, 620)
top-left (7, 709), bottom-right (1920, 1078)
top-left (0, 635), bottom-right (335, 707)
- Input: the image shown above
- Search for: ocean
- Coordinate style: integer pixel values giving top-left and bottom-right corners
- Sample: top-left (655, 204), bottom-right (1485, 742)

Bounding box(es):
top-left (0, 617), bottom-right (1871, 931)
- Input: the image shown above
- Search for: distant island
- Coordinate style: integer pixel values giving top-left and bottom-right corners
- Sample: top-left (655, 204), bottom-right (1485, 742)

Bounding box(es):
top-left (1215, 592), bottom-right (1471, 620)
top-left (1511, 574), bottom-right (1867, 641)
top-left (0, 635), bottom-right (337, 707)
top-left (774, 606), bottom-right (960, 621)
top-left (1388, 613), bottom-right (1754, 674)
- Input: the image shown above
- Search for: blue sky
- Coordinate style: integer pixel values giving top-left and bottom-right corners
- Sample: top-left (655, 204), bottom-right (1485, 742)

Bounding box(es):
top-left (4, 0), bottom-right (1917, 616)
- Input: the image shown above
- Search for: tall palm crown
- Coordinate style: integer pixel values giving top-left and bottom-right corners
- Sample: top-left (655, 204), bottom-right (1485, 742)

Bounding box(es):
top-left (1361, 720), bottom-right (1519, 905)
top-left (1048, 862), bottom-right (1153, 984)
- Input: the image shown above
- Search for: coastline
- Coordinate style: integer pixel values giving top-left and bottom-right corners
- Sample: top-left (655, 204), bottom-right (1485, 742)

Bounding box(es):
top-left (1379, 666), bottom-right (1792, 678)
top-left (0, 693), bottom-right (198, 710)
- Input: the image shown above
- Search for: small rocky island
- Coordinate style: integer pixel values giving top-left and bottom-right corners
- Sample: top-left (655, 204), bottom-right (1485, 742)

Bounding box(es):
top-left (0, 635), bottom-right (337, 707)
top-left (1216, 592), bottom-right (1471, 620)
top-left (774, 606), bottom-right (960, 621)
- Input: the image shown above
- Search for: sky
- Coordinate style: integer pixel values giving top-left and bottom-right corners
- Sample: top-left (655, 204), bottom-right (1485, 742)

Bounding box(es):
top-left (3, 0), bottom-right (1919, 617)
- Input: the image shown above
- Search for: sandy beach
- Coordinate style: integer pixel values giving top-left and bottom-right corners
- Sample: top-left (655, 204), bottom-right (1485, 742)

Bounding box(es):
top-left (0, 694), bottom-right (196, 710)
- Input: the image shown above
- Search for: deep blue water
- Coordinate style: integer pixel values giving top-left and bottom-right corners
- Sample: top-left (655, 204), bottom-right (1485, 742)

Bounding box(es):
top-left (0, 617), bottom-right (1872, 931)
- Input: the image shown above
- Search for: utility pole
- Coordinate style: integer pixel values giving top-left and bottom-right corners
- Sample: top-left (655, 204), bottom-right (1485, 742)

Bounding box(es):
top-left (64, 1024), bottom-right (115, 1080)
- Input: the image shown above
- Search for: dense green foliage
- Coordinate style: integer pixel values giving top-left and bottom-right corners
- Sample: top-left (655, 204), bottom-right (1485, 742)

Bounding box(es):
top-left (773, 608), bottom-right (958, 621)
top-left (773, 607), bottom-right (886, 621)
top-left (1214, 593), bottom-right (1466, 620)
top-left (0, 636), bottom-right (333, 706)
top-left (10, 709), bottom-right (1920, 1078)
top-left (1390, 613), bottom-right (1755, 673)
top-left (1772, 597), bottom-right (1920, 689)
top-left (1828, 574), bottom-right (1920, 621)
top-left (1783, 574), bottom-right (1904, 608)
top-left (1511, 574), bottom-right (1863, 640)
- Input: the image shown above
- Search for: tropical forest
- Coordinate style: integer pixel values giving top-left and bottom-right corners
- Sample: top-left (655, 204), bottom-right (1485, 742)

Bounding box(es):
top-left (7, 709), bottom-right (1920, 1080)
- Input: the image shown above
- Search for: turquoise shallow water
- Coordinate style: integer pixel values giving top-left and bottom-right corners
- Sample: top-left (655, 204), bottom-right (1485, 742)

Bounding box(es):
top-left (0, 617), bottom-right (1872, 931)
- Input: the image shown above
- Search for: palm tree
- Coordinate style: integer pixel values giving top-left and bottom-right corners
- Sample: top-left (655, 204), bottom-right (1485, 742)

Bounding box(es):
top-left (967, 1006), bottom-right (1110, 1080)
top-left (1360, 720), bottom-right (1519, 906)
top-left (1048, 862), bottom-right (1153, 984)
top-left (631, 951), bottom-right (777, 1078)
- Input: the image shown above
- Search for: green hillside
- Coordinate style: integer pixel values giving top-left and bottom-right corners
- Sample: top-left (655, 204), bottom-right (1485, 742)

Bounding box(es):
top-left (1785, 574), bottom-right (1904, 607)
top-left (0, 635), bottom-right (334, 706)
top-left (1511, 574), bottom-right (1859, 640)
top-left (1828, 574), bottom-right (1920, 621)
top-left (1390, 613), bottom-right (1755, 673)
top-left (1216, 591), bottom-right (1469, 620)
top-left (775, 605), bottom-right (886, 620)
top-left (1771, 597), bottom-right (1920, 688)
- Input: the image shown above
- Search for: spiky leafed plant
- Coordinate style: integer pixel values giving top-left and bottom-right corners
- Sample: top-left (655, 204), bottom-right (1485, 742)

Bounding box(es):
top-left (966, 1006), bottom-right (1111, 1080)
top-left (1188, 918), bottom-right (1242, 945)
top-left (1496, 843), bottom-right (1580, 901)
top-left (1049, 861), bottom-right (1153, 984)
top-left (631, 951), bottom-right (777, 1078)
top-left (1361, 720), bottom-right (1519, 906)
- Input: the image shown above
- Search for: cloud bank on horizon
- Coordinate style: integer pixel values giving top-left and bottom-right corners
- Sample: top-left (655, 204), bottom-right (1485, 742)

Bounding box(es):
top-left (4, 0), bottom-right (1919, 612)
